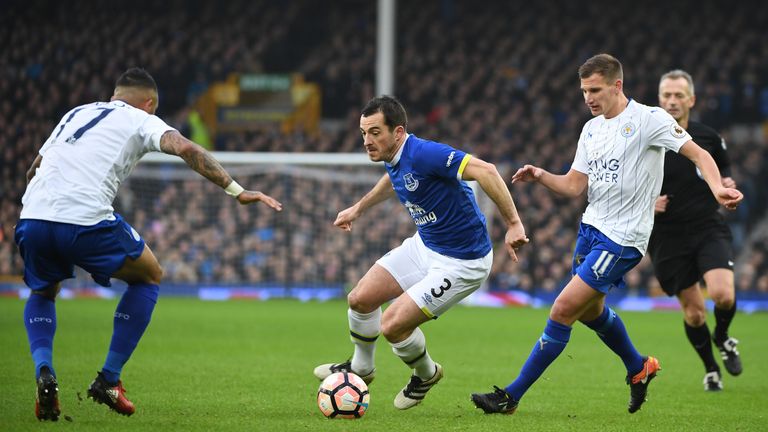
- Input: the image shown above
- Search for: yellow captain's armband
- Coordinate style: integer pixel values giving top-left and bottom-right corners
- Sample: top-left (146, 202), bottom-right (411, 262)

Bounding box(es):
top-left (457, 154), bottom-right (472, 179)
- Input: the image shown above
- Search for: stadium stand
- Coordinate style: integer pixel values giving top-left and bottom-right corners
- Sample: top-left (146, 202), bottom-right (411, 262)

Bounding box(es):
top-left (1, 0), bottom-right (767, 297)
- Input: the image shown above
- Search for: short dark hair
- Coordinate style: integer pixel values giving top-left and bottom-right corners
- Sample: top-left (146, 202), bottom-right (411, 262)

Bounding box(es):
top-left (115, 67), bottom-right (158, 92)
top-left (361, 95), bottom-right (407, 131)
top-left (578, 54), bottom-right (623, 82)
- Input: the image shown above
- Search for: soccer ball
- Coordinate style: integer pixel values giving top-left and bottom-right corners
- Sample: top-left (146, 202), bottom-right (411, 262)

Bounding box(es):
top-left (317, 372), bottom-right (370, 419)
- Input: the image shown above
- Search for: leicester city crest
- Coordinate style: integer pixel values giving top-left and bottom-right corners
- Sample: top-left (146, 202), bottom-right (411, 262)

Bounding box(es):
top-left (404, 173), bottom-right (419, 191)
top-left (620, 122), bottom-right (636, 138)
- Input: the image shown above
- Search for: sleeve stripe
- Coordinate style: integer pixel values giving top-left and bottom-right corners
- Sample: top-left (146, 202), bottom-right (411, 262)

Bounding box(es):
top-left (457, 154), bottom-right (472, 181)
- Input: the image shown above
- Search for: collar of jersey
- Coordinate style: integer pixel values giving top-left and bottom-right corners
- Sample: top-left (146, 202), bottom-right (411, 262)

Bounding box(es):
top-left (605, 98), bottom-right (634, 121)
top-left (387, 133), bottom-right (410, 167)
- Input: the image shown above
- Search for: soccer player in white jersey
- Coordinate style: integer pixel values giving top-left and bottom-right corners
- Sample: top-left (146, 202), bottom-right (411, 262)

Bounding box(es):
top-left (471, 54), bottom-right (743, 415)
top-left (16, 68), bottom-right (282, 421)
top-left (314, 95), bottom-right (529, 410)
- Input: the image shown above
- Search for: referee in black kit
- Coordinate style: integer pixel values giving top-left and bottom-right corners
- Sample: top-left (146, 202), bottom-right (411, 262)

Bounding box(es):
top-left (648, 69), bottom-right (742, 391)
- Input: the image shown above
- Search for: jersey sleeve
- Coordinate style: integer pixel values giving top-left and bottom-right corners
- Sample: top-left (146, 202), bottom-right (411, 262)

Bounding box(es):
top-left (38, 130), bottom-right (57, 156)
top-left (140, 115), bottom-right (177, 152)
top-left (645, 108), bottom-right (690, 152)
top-left (39, 108), bottom-right (77, 156)
top-left (571, 124), bottom-right (590, 174)
top-left (417, 140), bottom-right (469, 181)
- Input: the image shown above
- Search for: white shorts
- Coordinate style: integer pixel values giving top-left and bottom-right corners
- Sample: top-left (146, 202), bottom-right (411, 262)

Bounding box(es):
top-left (376, 233), bottom-right (492, 318)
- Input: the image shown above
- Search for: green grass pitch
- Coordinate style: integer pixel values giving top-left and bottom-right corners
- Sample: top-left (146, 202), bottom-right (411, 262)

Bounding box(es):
top-left (1, 297), bottom-right (766, 431)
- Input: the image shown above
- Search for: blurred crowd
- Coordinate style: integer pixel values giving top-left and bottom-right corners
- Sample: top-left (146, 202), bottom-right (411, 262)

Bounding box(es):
top-left (112, 166), bottom-right (410, 290)
top-left (2, 0), bottom-right (767, 295)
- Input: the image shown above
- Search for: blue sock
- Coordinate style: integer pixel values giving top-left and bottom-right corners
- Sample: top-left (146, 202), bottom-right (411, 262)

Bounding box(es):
top-left (101, 283), bottom-right (159, 385)
top-left (24, 293), bottom-right (57, 379)
top-left (505, 319), bottom-right (571, 401)
top-left (582, 307), bottom-right (644, 375)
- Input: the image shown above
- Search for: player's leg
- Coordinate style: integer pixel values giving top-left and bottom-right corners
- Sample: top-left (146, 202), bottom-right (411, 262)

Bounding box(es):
top-left (473, 226), bottom-right (601, 414)
top-left (25, 284), bottom-right (63, 421)
top-left (381, 292), bottom-right (442, 409)
top-left (704, 268), bottom-right (741, 375)
top-left (385, 248), bottom-right (492, 409)
top-left (24, 284), bottom-right (61, 386)
top-left (314, 236), bottom-right (418, 383)
top-left (579, 295), bottom-right (660, 412)
top-left (517, 276), bottom-right (599, 390)
top-left (503, 227), bottom-right (622, 398)
top-left (574, 239), bottom-right (657, 413)
top-left (648, 227), bottom-right (711, 386)
top-left (104, 243), bottom-right (163, 378)
top-left (84, 243), bottom-right (161, 416)
top-left (573, 229), bottom-right (647, 378)
top-left (346, 264), bottom-right (404, 378)
top-left (580, 293), bottom-right (648, 378)
top-left (580, 298), bottom-right (645, 374)
top-left (15, 220), bottom-right (73, 421)
top-left (472, 275), bottom-right (597, 414)
top-left (677, 283), bottom-right (722, 390)
top-left (72, 215), bottom-right (160, 415)
top-left (312, 264), bottom-right (402, 383)
top-left (381, 293), bottom-right (433, 370)
top-left (698, 222), bottom-right (741, 376)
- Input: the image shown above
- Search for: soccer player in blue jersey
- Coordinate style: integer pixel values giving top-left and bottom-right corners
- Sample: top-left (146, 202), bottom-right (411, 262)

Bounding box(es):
top-left (470, 54), bottom-right (743, 415)
top-left (314, 95), bottom-right (529, 409)
top-left (16, 68), bottom-right (282, 421)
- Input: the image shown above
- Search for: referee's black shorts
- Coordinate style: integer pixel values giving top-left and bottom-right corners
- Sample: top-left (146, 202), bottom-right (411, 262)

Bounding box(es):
top-left (647, 213), bottom-right (734, 297)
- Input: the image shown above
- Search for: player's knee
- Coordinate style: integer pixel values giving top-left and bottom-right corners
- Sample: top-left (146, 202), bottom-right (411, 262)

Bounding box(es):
top-left (379, 316), bottom-right (406, 342)
top-left (33, 284), bottom-right (61, 301)
top-left (347, 289), bottom-right (376, 313)
top-left (147, 262), bottom-right (164, 285)
top-left (709, 289), bottom-right (734, 309)
top-left (549, 301), bottom-right (578, 325)
top-left (683, 307), bottom-right (707, 327)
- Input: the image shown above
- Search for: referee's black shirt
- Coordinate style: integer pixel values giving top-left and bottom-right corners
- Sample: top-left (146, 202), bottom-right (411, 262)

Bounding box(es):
top-left (654, 121), bottom-right (731, 226)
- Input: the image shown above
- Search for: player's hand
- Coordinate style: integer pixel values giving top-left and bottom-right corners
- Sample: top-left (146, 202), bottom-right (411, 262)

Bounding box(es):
top-left (716, 187), bottom-right (743, 211)
top-left (722, 177), bottom-right (736, 189)
top-left (334, 206), bottom-right (360, 231)
top-left (511, 165), bottom-right (543, 184)
top-left (504, 222), bottom-right (529, 262)
top-left (236, 190), bottom-right (283, 211)
top-left (655, 194), bottom-right (670, 214)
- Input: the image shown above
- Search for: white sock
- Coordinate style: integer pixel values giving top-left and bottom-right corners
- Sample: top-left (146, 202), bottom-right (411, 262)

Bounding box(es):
top-left (391, 327), bottom-right (436, 379)
top-left (348, 308), bottom-right (381, 375)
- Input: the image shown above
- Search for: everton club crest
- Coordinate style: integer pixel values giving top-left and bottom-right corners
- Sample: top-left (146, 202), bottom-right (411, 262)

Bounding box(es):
top-left (404, 173), bottom-right (419, 191)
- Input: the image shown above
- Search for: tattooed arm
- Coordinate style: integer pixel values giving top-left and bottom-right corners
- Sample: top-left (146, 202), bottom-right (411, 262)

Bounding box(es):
top-left (159, 130), bottom-right (282, 210)
top-left (160, 130), bottom-right (232, 188)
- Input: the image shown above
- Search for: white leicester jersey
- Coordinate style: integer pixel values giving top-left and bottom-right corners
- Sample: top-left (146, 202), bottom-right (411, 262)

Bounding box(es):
top-left (571, 99), bottom-right (691, 254)
top-left (20, 100), bottom-right (176, 225)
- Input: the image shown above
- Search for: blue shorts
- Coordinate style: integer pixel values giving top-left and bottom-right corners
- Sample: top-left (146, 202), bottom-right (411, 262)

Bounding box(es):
top-left (14, 214), bottom-right (145, 290)
top-left (572, 223), bottom-right (642, 294)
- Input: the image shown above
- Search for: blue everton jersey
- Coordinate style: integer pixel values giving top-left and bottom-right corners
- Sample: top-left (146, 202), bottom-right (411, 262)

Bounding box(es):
top-left (385, 134), bottom-right (491, 259)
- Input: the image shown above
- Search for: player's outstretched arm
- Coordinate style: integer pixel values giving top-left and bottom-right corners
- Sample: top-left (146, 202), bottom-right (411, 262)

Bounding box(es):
top-left (462, 157), bottom-right (529, 261)
top-left (512, 164), bottom-right (587, 198)
top-left (333, 173), bottom-right (394, 231)
top-left (678, 140), bottom-right (743, 210)
top-left (159, 131), bottom-right (282, 211)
